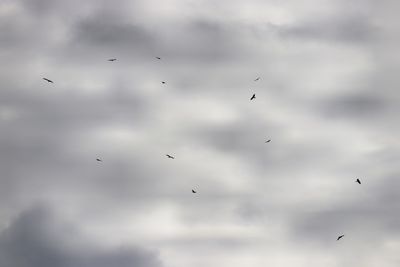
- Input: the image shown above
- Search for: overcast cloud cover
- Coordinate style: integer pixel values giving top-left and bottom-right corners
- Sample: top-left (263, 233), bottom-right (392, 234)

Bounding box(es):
top-left (0, 0), bottom-right (399, 266)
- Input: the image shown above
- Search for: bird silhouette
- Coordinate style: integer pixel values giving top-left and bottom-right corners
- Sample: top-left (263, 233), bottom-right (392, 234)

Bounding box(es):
top-left (265, 139), bottom-right (271, 143)
top-left (161, 81), bottom-right (166, 84)
top-left (250, 94), bottom-right (256, 100)
top-left (192, 189), bottom-right (197, 193)
top-left (96, 158), bottom-right (102, 162)
top-left (43, 78), bottom-right (53, 83)
top-left (166, 154), bottom-right (175, 159)
top-left (337, 235), bottom-right (344, 241)
top-left (356, 179), bottom-right (361, 184)
top-left (156, 57), bottom-right (161, 60)
top-left (254, 77), bottom-right (260, 81)
top-left (108, 58), bottom-right (117, 61)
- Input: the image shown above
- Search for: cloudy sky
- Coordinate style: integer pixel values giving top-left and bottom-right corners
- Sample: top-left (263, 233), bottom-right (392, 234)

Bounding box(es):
top-left (1, 0), bottom-right (399, 266)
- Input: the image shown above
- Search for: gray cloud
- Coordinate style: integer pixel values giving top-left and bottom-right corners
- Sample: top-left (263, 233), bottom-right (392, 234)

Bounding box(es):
top-left (276, 16), bottom-right (377, 43)
top-left (0, 206), bottom-right (162, 267)
top-left (68, 14), bottom-right (252, 64)
top-left (71, 12), bottom-right (156, 58)
top-left (290, 172), bottom-right (400, 247)
top-left (318, 92), bottom-right (386, 119)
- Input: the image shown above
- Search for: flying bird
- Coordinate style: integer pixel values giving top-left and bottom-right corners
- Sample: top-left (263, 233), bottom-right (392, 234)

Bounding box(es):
top-left (42, 78), bottom-right (53, 83)
top-left (156, 57), bottom-right (161, 60)
top-left (254, 77), bottom-right (260, 81)
top-left (192, 189), bottom-right (197, 193)
top-left (96, 158), bottom-right (102, 162)
top-left (108, 58), bottom-right (117, 61)
top-left (161, 81), bottom-right (166, 84)
top-left (166, 154), bottom-right (175, 159)
top-left (265, 139), bottom-right (271, 143)
top-left (250, 94), bottom-right (256, 100)
top-left (337, 235), bottom-right (344, 241)
top-left (356, 178), bottom-right (361, 184)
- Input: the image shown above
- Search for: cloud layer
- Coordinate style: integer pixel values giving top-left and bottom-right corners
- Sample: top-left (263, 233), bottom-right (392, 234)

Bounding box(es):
top-left (1, 0), bottom-right (399, 266)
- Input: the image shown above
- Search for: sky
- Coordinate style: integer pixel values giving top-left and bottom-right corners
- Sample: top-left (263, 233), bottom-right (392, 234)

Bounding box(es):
top-left (0, 0), bottom-right (399, 266)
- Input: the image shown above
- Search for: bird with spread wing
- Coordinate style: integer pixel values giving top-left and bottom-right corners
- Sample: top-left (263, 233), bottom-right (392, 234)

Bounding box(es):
top-left (43, 78), bottom-right (53, 83)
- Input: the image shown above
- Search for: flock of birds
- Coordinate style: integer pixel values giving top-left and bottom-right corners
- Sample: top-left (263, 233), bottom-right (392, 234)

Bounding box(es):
top-left (43, 56), bottom-right (363, 242)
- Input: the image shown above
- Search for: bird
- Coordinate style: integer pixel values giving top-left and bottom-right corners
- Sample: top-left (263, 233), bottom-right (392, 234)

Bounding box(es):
top-left (161, 81), bottom-right (166, 84)
top-left (108, 58), bottom-right (117, 61)
top-left (192, 189), bottom-right (197, 193)
top-left (166, 154), bottom-right (175, 159)
top-left (254, 77), bottom-right (260, 81)
top-left (356, 178), bottom-right (361, 184)
top-left (156, 57), bottom-right (161, 60)
top-left (96, 158), bottom-right (102, 162)
top-left (265, 139), bottom-right (271, 143)
top-left (43, 78), bottom-right (53, 83)
top-left (250, 94), bottom-right (256, 100)
top-left (337, 235), bottom-right (344, 241)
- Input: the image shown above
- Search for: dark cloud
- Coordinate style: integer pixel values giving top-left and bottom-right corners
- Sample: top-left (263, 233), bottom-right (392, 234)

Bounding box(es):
top-left (318, 92), bottom-right (386, 119)
top-left (72, 13), bottom-right (156, 55)
top-left (0, 206), bottom-right (163, 267)
top-left (69, 15), bottom-right (252, 64)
